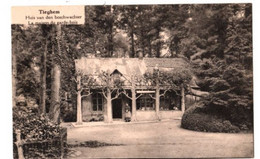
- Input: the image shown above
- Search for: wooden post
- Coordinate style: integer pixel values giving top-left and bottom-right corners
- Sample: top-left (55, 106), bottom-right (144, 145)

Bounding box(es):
top-left (15, 130), bottom-right (25, 159)
top-left (181, 84), bottom-right (185, 112)
top-left (60, 129), bottom-right (65, 159)
top-left (76, 75), bottom-right (83, 124)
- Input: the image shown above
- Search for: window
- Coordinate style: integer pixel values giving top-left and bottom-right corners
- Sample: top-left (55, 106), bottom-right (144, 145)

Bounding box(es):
top-left (92, 93), bottom-right (103, 111)
top-left (160, 92), bottom-right (181, 111)
top-left (137, 94), bottom-right (155, 111)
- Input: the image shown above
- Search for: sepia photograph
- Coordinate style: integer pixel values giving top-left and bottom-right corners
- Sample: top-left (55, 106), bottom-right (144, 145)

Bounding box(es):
top-left (12, 4), bottom-right (253, 158)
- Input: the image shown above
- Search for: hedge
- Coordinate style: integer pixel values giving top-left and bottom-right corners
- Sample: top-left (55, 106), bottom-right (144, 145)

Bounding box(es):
top-left (13, 106), bottom-right (67, 158)
top-left (181, 103), bottom-right (240, 133)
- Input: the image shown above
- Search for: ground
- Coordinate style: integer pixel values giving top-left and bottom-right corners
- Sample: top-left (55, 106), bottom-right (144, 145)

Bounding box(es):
top-left (65, 120), bottom-right (253, 158)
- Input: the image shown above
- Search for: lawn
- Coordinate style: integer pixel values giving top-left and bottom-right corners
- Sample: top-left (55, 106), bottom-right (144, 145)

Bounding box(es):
top-left (65, 120), bottom-right (253, 158)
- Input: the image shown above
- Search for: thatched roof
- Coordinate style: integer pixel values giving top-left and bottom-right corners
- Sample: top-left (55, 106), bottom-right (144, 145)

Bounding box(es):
top-left (75, 57), bottom-right (190, 77)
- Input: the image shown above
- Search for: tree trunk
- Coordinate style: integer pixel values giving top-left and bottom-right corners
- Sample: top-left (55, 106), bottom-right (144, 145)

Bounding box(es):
top-left (130, 29), bottom-right (135, 58)
top-left (131, 76), bottom-right (137, 121)
top-left (148, 37), bottom-right (152, 57)
top-left (103, 98), bottom-right (108, 122)
top-left (181, 84), bottom-right (185, 112)
top-left (106, 89), bottom-right (113, 123)
top-left (108, 5), bottom-right (114, 57)
top-left (49, 25), bottom-right (61, 123)
top-left (108, 30), bottom-right (113, 57)
top-left (39, 38), bottom-right (47, 114)
top-left (156, 28), bottom-right (161, 58)
top-left (76, 76), bottom-right (82, 124)
top-left (12, 39), bottom-right (17, 107)
top-left (131, 88), bottom-right (137, 121)
top-left (49, 64), bottom-right (61, 123)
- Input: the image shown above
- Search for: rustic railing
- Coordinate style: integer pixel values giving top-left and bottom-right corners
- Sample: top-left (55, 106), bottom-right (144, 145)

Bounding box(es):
top-left (14, 128), bottom-right (67, 159)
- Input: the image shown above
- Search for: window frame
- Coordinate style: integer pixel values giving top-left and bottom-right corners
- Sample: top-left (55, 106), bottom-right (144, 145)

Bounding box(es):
top-left (137, 94), bottom-right (155, 111)
top-left (92, 92), bottom-right (103, 112)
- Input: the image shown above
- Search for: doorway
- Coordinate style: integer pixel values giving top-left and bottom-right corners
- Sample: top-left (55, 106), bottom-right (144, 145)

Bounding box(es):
top-left (112, 99), bottom-right (122, 119)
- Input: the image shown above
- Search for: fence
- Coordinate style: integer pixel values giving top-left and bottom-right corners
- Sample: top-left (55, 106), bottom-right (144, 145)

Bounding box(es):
top-left (14, 128), bottom-right (67, 159)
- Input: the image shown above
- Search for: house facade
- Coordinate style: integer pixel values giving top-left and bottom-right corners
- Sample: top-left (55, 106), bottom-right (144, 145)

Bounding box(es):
top-left (74, 57), bottom-right (198, 123)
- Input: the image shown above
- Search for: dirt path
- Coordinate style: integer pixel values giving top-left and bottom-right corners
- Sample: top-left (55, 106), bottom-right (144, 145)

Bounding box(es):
top-left (65, 120), bottom-right (253, 158)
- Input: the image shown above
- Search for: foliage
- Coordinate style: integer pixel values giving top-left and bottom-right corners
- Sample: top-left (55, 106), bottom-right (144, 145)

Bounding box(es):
top-left (144, 66), bottom-right (192, 88)
top-left (13, 106), bottom-right (63, 141)
top-left (13, 106), bottom-right (67, 158)
top-left (181, 104), bottom-right (240, 133)
top-left (12, 25), bottom-right (45, 102)
top-left (60, 101), bottom-right (76, 122)
top-left (181, 4), bottom-right (253, 130)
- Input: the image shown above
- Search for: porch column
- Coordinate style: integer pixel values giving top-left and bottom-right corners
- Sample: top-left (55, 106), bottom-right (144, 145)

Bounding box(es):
top-left (76, 75), bottom-right (82, 124)
top-left (181, 84), bottom-right (185, 112)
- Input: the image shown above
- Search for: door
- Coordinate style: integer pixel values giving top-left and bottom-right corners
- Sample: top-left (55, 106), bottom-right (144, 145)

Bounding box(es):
top-left (112, 99), bottom-right (122, 119)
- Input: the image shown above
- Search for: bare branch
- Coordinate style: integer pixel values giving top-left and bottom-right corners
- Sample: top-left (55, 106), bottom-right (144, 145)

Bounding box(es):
top-left (79, 87), bottom-right (89, 92)
top-left (81, 92), bottom-right (93, 98)
top-left (136, 94), bottom-right (143, 99)
top-left (111, 89), bottom-right (122, 101)
top-left (148, 94), bottom-right (156, 100)
top-left (171, 88), bottom-right (181, 96)
top-left (81, 88), bottom-right (91, 91)
top-left (101, 88), bottom-right (108, 99)
top-left (73, 77), bottom-right (78, 83)
top-left (122, 89), bottom-right (132, 100)
top-left (111, 88), bottom-right (118, 94)
top-left (159, 88), bottom-right (171, 97)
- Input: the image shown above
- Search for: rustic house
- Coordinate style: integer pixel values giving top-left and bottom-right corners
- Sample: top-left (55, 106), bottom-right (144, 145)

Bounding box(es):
top-left (74, 57), bottom-right (200, 124)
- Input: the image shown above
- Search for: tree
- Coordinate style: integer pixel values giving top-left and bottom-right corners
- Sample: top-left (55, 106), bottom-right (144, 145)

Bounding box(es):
top-left (121, 74), bottom-right (143, 121)
top-left (38, 25), bottom-right (53, 114)
top-left (163, 5), bottom-right (190, 57)
top-left (93, 6), bottom-right (118, 57)
top-left (48, 25), bottom-right (62, 123)
top-left (98, 71), bottom-right (123, 123)
top-left (12, 25), bottom-right (47, 108)
top-left (183, 4), bottom-right (253, 129)
top-left (144, 68), bottom-right (192, 115)
top-left (117, 5), bottom-right (141, 57)
top-left (11, 25), bottom-right (20, 107)
top-left (74, 73), bottom-right (95, 124)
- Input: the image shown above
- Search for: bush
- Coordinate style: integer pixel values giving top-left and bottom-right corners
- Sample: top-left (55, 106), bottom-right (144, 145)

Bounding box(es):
top-left (181, 104), bottom-right (240, 133)
top-left (13, 106), bottom-right (67, 158)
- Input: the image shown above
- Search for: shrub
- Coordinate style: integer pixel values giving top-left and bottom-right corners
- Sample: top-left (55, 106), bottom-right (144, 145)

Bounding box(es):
top-left (181, 104), bottom-right (240, 133)
top-left (13, 106), bottom-right (67, 158)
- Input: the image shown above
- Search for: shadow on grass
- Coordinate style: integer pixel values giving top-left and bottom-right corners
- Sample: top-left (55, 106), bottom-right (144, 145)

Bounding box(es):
top-left (64, 140), bottom-right (124, 158)
top-left (68, 140), bottom-right (124, 148)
